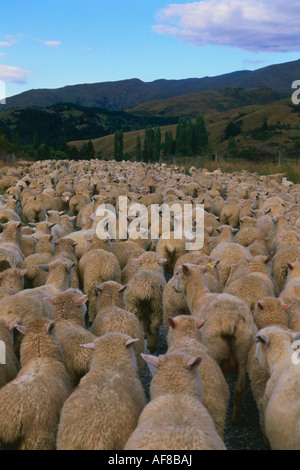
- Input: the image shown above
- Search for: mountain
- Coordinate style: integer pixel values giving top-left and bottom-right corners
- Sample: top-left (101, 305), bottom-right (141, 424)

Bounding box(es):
top-left (3, 59), bottom-right (300, 111)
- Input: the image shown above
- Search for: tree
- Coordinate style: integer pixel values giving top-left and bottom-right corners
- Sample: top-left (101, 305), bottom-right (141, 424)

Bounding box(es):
top-left (163, 130), bottom-right (174, 156)
top-left (153, 127), bottom-right (161, 161)
top-left (135, 134), bottom-right (142, 161)
top-left (37, 143), bottom-right (51, 161)
top-left (224, 121), bottom-right (242, 140)
top-left (85, 140), bottom-right (95, 160)
top-left (195, 115), bottom-right (208, 152)
top-left (114, 131), bottom-right (123, 161)
top-left (143, 127), bottom-right (154, 162)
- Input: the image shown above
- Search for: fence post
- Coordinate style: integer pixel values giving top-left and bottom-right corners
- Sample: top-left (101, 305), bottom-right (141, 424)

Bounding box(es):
top-left (278, 151), bottom-right (282, 166)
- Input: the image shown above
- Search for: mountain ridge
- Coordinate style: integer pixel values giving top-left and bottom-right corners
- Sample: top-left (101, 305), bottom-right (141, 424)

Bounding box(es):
top-left (3, 59), bottom-right (299, 111)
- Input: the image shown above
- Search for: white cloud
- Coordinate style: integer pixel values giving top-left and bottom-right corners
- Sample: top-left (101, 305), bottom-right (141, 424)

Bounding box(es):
top-left (0, 65), bottom-right (32, 84)
top-left (39, 40), bottom-right (61, 48)
top-left (0, 41), bottom-right (13, 47)
top-left (153, 0), bottom-right (300, 53)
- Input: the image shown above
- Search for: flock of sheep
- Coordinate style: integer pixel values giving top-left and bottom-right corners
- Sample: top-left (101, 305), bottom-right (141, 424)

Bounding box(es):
top-left (0, 158), bottom-right (299, 450)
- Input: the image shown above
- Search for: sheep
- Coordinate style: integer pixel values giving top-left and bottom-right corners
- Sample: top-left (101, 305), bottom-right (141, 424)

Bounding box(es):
top-left (0, 221), bottom-right (25, 270)
top-left (246, 297), bottom-right (292, 436)
top-left (124, 252), bottom-right (166, 353)
top-left (69, 191), bottom-right (91, 217)
top-left (56, 332), bottom-right (147, 450)
top-left (124, 351), bottom-right (226, 450)
top-left (255, 326), bottom-right (300, 450)
top-left (155, 231), bottom-right (188, 274)
top-left (280, 261), bottom-right (300, 298)
top-left (210, 241), bottom-right (252, 289)
top-left (162, 276), bottom-right (191, 332)
top-left (219, 202), bottom-right (241, 228)
top-left (63, 228), bottom-right (95, 259)
top-left (224, 256), bottom-right (276, 313)
top-left (22, 196), bottom-right (46, 224)
top-left (194, 293), bottom-right (254, 423)
top-left (271, 245), bottom-right (300, 292)
top-left (172, 263), bottom-right (218, 317)
top-left (53, 238), bottom-right (80, 289)
top-left (60, 214), bottom-right (76, 234)
top-left (79, 248), bottom-right (121, 323)
top-left (0, 318), bottom-right (72, 450)
top-left (112, 240), bottom-right (147, 270)
top-left (121, 247), bottom-right (146, 284)
top-left (166, 315), bottom-right (229, 438)
top-left (0, 258), bottom-right (75, 334)
top-left (0, 267), bottom-right (27, 300)
top-left (24, 234), bottom-right (54, 288)
top-left (253, 297), bottom-right (291, 331)
top-left (46, 289), bottom-right (96, 386)
top-left (0, 319), bottom-right (19, 389)
top-left (90, 280), bottom-right (145, 375)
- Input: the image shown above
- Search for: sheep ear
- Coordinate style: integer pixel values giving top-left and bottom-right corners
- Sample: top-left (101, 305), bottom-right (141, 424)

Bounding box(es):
top-left (69, 216), bottom-right (76, 221)
top-left (59, 211), bottom-right (66, 215)
top-left (133, 258), bottom-right (142, 264)
top-left (158, 258), bottom-right (167, 264)
top-left (95, 284), bottom-right (103, 291)
top-left (54, 240), bottom-right (59, 245)
top-left (80, 342), bottom-right (95, 349)
top-left (197, 320), bottom-right (206, 329)
top-left (19, 269), bottom-right (27, 277)
top-left (16, 325), bottom-right (27, 335)
top-left (46, 321), bottom-right (56, 334)
top-left (292, 332), bottom-right (300, 342)
top-left (119, 285), bottom-right (127, 292)
top-left (141, 353), bottom-right (159, 368)
top-left (283, 304), bottom-right (291, 310)
top-left (257, 302), bottom-right (264, 310)
top-left (125, 338), bottom-right (139, 348)
top-left (181, 264), bottom-right (190, 278)
top-left (264, 256), bottom-right (271, 264)
top-left (45, 297), bottom-right (56, 305)
top-left (231, 228), bottom-right (239, 233)
top-left (72, 241), bottom-right (78, 246)
top-left (38, 264), bottom-right (49, 272)
top-left (168, 318), bottom-right (176, 329)
top-left (187, 356), bottom-right (202, 369)
top-left (255, 334), bottom-right (269, 345)
top-left (86, 238), bottom-right (93, 243)
top-left (8, 320), bottom-right (20, 331)
top-left (74, 295), bottom-right (88, 306)
top-left (287, 263), bottom-right (294, 270)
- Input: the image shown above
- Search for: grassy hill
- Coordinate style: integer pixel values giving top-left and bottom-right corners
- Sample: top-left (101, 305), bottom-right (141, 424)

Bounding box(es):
top-left (69, 98), bottom-right (300, 159)
top-left (126, 87), bottom-right (288, 119)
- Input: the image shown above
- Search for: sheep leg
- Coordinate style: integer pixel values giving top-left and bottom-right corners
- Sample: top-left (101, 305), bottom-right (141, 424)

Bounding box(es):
top-left (232, 370), bottom-right (247, 424)
top-left (147, 318), bottom-right (161, 354)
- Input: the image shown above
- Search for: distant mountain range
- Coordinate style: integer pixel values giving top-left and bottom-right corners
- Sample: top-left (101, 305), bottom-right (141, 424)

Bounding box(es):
top-left (3, 59), bottom-right (300, 111)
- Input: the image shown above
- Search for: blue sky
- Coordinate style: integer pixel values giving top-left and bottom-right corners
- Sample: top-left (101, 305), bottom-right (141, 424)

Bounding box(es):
top-left (1, 0), bottom-right (300, 99)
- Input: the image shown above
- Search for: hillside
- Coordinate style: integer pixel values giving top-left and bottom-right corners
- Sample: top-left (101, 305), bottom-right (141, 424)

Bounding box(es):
top-left (3, 59), bottom-right (300, 111)
top-left (69, 98), bottom-right (300, 159)
top-left (0, 103), bottom-right (177, 148)
top-left (126, 87), bottom-right (288, 119)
